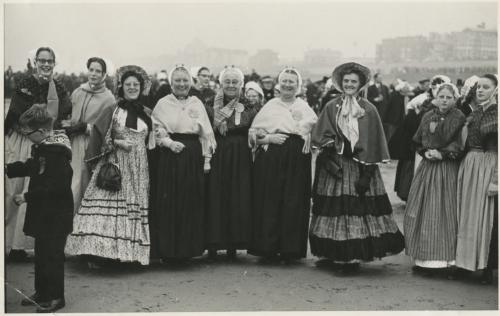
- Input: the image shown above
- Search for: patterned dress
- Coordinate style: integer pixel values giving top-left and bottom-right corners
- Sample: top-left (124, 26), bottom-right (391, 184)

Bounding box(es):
top-left (65, 107), bottom-right (151, 265)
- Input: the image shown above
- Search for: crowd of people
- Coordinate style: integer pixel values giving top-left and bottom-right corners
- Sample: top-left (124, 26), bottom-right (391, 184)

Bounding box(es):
top-left (4, 46), bottom-right (498, 312)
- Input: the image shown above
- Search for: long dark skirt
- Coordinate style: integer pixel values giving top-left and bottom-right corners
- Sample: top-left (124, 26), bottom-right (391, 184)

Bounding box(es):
top-left (487, 198), bottom-right (498, 269)
top-left (150, 133), bottom-right (205, 259)
top-left (309, 156), bottom-right (405, 263)
top-left (248, 134), bottom-right (312, 259)
top-left (206, 129), bottom-right (253, 250)
top-left (394, 158), bottom-right (415, 202)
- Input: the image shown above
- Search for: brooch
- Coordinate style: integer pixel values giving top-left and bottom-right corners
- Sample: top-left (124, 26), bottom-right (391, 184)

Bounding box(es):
top-left (235, 103), bottom-right (245, 113)
top-left (291, 110), bottom-right (303, 121)
top-left (188, 108), bottom-right (199, 119)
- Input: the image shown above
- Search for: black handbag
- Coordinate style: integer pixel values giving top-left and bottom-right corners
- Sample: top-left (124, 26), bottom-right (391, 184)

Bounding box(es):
top-left (317, 148), bottom-right (342, 178)
top-left (96, 150), bottom-right (121, 192)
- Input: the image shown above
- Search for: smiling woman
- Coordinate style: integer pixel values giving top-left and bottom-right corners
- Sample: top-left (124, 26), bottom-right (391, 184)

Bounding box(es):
top-left (4, 46), bottom-right (72, 261)
top-left (205, 66), bottom-right (260, 260)
top-left (248, 67), bottom-right (317, 263)
top-left (309, 62), bottom-right (404, 273)
top-left (150, 65), bottom-right (216, 262)
top-left (65, 66), bottom-right (153, 267)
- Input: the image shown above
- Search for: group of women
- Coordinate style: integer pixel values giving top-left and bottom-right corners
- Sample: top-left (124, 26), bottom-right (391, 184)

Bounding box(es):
top-left (402, 74), bottom-right (498, 284)
top-left (4, 47), bottom-right (497, 282)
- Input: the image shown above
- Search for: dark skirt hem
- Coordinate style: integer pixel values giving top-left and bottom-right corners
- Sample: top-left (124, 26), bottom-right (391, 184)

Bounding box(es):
top-left (312, 194), bottom-right (393, 217)
top-left (206, 242), bottom-right (249, 251)
top-left (309, 231), bottom-right (405, 262)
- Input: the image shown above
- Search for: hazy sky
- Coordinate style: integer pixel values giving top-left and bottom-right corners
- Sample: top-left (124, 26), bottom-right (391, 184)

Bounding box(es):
top-left (4, 1), bottom-right (498, 73)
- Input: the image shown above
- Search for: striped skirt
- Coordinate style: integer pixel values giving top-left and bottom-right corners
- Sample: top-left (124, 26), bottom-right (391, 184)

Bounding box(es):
top-left (310, 155), bottom-right (405, 263)
top-left (456, 150), bottom-right (497, 271)
top-left (404, 159), bottom-right (460, 268)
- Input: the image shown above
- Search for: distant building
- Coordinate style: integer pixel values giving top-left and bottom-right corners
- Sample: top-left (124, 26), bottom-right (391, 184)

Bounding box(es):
top-left (248, 49), bottom-right (281, 74)
top-left (376, 36), bottom-right (429, 63)
top-left (449, 27), bottom-right (497, 60)
top-left (376, 25), bottom-right (497, 63)
top-left (303, 49), bottom-right (342, 66)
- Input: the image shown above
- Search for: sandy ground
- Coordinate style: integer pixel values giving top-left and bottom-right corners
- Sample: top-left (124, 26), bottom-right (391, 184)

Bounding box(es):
top-left (4, 160), bottom-right (498, 313)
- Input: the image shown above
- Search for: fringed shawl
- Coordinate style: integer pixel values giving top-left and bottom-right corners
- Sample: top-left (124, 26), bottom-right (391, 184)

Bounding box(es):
top-left (249, 97), bottom-right (317, 153)
top-left (151, 94), bottom-right (216, 157)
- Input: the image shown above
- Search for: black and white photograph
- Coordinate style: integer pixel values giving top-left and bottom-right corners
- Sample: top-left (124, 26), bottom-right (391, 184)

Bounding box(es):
top-left (2, 0), bottom-right (498, 313)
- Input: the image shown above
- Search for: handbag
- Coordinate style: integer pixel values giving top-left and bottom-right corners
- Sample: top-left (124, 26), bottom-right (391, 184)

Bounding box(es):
top-left (317, 148), bottom-right (342, 178)
top-left (96, 150), bottom-right (122, 192)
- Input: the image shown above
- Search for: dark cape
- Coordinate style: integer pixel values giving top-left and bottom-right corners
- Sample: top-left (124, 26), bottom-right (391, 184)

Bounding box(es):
top-left (311, 96), bottom-right (390, 164)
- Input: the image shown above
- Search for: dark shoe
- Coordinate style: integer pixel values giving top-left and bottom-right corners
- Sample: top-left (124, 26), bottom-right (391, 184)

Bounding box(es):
top-left (480, 269), bottom-right (494, 285)
top-left (21, 293), bottom-right (41, 306)
top-left (341, 263), bottom-right (360, 274)
top-left (8, 249), bottom-right (29, 263)
top-left (258, 255), bottom-right (279, 264)
top-left (207, 249), bottom-right (217, 262)
top-left (226, 249), bottom-right (237, 260)
top-left (36, 298), bottom-right (65, 313)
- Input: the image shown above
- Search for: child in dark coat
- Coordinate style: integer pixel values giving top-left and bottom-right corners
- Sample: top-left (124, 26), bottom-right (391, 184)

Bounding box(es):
top-left (5, 104), bottom-right (73, 313)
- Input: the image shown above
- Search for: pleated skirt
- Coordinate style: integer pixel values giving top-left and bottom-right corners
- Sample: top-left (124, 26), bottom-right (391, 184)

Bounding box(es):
top-left (404, 159), bottom-right (460, 268)
top-left (206, 130), bottom-right (253, 250)
top-left (456, 150), bottom-right (497, 271)
top-left (248, 134), bottom-right (312, 259)
top-left (150, 134), bottom-right (206, 259)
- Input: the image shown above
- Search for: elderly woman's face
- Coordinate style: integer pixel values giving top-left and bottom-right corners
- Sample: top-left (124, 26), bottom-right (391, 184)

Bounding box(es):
top-left (88, 62), bottom-right (104, 86)
top-left (246, 89), bottom-right (261, 105)
top-left (171, 70), bottom-right (191, 97)
top-left (35, 50), bottom-right (55, 78)
top-left (123, 76), bottom-right (141, 100)
top-left (436, 88), bottom-right (455, 112)
top-left (476, 77), bottom-right (497, 103)
top-left (342, 73), bottom-right (361, 96)
top-left (279, 72), bottom-right (299, 98)
top-left (222, 71), bottom-right (242, 98)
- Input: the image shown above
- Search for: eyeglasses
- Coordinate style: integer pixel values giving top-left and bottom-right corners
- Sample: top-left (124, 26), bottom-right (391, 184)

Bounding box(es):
top-left (36, 59), bottom-right (55, 65)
